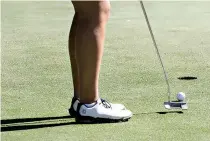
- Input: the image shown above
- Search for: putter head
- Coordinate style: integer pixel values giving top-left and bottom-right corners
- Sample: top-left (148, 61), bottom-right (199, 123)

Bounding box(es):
top-left (164, 101), bottom-right (188, 110)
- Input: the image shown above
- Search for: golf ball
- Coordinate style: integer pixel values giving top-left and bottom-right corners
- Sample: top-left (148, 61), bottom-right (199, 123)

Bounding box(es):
top-left (177, 92), bottom-right (186, 101)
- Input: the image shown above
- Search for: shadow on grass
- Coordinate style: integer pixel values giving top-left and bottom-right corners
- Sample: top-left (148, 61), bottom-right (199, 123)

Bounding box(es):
top-left (1, 115), bottom-right (77, 132)
top-left (156, 111), bottom-right (183, 114)
top-left (1, 115), bottom-right (127, 132)
top-left (2, 111), bottom-right (182, 132)
top-left (134, 111), bottom-right (184, 115)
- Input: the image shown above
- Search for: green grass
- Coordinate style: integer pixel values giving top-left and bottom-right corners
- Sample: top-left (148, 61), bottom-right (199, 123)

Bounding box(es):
top-left (1, 1), bottom-right (210, 141)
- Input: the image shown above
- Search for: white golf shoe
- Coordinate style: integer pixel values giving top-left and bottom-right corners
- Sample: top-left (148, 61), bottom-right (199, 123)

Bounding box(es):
top-left (75, 99), bottom-right (132, 123)
top-left (69, 97), bottom-right (126, 117)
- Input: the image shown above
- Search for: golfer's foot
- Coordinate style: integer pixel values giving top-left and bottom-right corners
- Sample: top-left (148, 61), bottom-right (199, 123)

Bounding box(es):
top-left (69, 97), bottom-right (126, 117)
top-left (75, 99), bottom-right (132, 123)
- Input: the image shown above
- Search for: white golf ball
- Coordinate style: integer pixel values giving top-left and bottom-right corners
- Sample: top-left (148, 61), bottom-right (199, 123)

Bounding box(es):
top-left (177, 92), bottom-right (186, 101)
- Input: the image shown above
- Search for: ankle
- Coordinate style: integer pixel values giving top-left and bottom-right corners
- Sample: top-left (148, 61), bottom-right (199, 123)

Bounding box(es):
top-left (79, 97), bottom-right (99, 104)
top-left (73, 91), bottom-right (79, 99)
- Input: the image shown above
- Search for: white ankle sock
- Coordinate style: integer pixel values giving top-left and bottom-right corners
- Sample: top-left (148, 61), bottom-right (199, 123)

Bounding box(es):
top-left (85, 102), bottom-right (97, 108)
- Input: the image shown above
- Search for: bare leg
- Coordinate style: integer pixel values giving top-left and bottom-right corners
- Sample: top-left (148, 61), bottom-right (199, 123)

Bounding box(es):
top-left (72, 1), bottom-right (110, 103)
top-left (68, 1), bottom-right (132, 123)
top-left (68, 13), bottom-right (79, 99)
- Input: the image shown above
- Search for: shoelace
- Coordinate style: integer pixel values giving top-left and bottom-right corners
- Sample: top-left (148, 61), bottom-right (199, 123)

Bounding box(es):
top-left (101, 99), bottom-right (112, 109)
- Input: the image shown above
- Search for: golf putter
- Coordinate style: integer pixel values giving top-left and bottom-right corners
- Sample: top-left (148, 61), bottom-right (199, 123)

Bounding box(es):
top-left (140, 1), bottom-right (188, 110)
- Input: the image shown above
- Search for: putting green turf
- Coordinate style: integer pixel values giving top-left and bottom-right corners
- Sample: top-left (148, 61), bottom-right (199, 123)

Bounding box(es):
top-left (1, 1), bottom-right (210, 141)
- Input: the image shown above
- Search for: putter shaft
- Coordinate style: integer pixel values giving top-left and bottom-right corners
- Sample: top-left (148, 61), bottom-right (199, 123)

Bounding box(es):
top-left (140, 1), bottom-right (171, 102)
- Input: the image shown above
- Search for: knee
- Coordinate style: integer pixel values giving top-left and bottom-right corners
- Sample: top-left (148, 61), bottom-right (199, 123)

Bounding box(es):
top-left (73, 1), bottom-right (111, 24)
top-left (98, 1), bottom-right (111, 22)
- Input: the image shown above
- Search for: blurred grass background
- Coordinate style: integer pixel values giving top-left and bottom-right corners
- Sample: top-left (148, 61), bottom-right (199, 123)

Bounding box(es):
top-left (1, 1), bottom-right (210, 141)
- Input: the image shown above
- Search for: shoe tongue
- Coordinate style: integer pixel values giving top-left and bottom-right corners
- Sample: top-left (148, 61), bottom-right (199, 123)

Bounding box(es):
top-left (97, 98), bottom-right (102, 103)
top-left (98, 98), bottom-right (112, 109)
